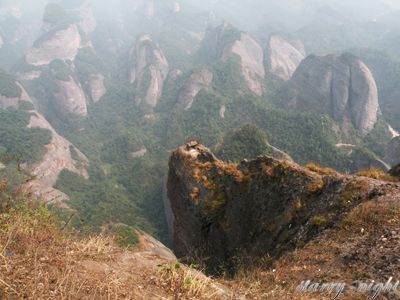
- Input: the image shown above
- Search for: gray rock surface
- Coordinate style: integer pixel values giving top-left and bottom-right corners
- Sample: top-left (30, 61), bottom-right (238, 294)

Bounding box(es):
top-left (89, 74), bottom-right (106, 102)
top-left (285, 54), bottom-right (379, 134)
top-left (264, 34), bottom-right (305, 80)
top-left (27, 111), bottom-right (89, 187)
top-left (229, 32), bottom-right (265, 78)
top-left (0, 81), bottom-right (88, 205)
top-left (349, 58), bottom-right (379, 134)
top-left (26, 24), bottom-right (82, 66)
top-left (178, 66), bottom-right (213, 110)
top-left (51, 76), bottom-right (87, 121)
top-left (129, 35), bottom-right (169, 106)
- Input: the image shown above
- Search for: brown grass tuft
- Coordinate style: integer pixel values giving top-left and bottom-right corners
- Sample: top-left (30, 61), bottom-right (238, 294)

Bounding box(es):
top-left (306, 162), bottom-right (339, 175)
top-left (356, 167), bottom-right (398, 182)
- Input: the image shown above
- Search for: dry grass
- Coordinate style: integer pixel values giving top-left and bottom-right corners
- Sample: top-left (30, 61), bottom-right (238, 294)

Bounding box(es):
top-left (0, 198), bottom-right (235, 300)
top-left (306, 162), bottom-right (339, 175)
top-left (356, 167), bottom-right (398, 182)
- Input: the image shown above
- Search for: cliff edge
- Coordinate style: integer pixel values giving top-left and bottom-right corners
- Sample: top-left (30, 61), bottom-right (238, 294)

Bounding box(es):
top-left (168, 143), bottom-right (399, 276)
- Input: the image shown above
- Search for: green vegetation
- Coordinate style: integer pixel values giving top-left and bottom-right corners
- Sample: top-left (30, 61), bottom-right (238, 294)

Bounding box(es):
top-left (43, 3), bottom-right (74, 25)
top-left (0, 108), bottom-right (52, 164)
top-left (114, 225), bottom-right (140, 248)
top-left (0, 68), bottom-right (21, 98)
top-left (18, 100), bottom-right (34, 111)
top-left (215, 124), bottom-right (271, 162)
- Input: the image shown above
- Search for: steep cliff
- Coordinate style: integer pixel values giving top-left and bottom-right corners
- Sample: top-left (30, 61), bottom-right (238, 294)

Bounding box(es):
top-left (264, 34), bottom-right (305, 80)
top-left (201, 22), bottom-right (264, 95)
top-left (88, 74), bottom-right (106, 103)
top-left (27, 111), bottom-right (89, 187)
top-left (128, 35), bottom-right (169, 106)
top-left (0, 77), bottom-right (88, 205)
top-left (285, 53), bottom-right (379, 134)
top-left (168, 144), bottom-right (399, 274)
top-left (178, 66), bottom-right (213, 110)
top-left (51, 75), bottom-right (87, 121)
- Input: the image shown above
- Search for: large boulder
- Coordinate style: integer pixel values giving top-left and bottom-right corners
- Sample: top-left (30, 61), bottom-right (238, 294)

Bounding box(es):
top-left (285, 53), bottom-right (379, 134)
top-left (129, 35), bottom-right (169, 106)
top-left (88, 74), bottom-right (106, 103)
top-left (51, 76), bottom-right (87, 121)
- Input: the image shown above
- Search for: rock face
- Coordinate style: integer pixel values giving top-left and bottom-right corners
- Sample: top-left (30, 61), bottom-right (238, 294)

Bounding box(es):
top-left (52, 76), bottom-right (87, 120)
top-left (129, 35), bottom-right (169, 106)
top-left (65, 0), bottom-right (97, 34)
top-left (178, 66), bottom-right (213, 110)
top-left (27, 111), bottom-right (89, 187)
top-left (26, 24), bottom-right (82, 66)
top-left (201, 22), bottom-right (264, 95)
top-left (167, 143), bottom-right (398, 274)
top-left (0, 81), bottom-right (88, 205)
top-left (264, 34), bottom-right (305, 80)
top-left (285, 54), bottom-right (379, 134)
top-left (88, 74), bottom-right (106, 102)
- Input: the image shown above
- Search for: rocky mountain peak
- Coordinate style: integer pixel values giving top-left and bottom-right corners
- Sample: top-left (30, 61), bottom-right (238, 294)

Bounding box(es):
top-left (201, 22), bottom-right (264, 95)
top-left (285, 53), bottom-right (379, 134)
top-left (129, 34), bottom-right (169, 106)
top-left (264, 34), bottom-right (305, 80)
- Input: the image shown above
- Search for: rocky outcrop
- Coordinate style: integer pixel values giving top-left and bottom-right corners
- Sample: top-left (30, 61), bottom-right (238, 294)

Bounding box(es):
top-left (201, 22), bottom-right (264, 95)
top-left (285, 54), bottom-right (379, 134)
top-left (24, 180), bottom-right (70, 209)
top-left (131, 148), bottom-right (147, 158)
top-left (88, 74), bottom-right (106, 102)
top-left (26, 23), bottom-right (82, 66)
top-left (27, 111), bottom-right (89, 186)
top-left (65, 0), bottom-right (97, 34)
top-left (178, 66), bottom-right (213, 110)
top-left (129, 35), bottom-right (169, 106)
top-left (51, 76), bottom-right (87, 121)
top-left (267, 143), bottom-right (294, 163)
top-left (264, 34), bottom-right (305, 80)
top-left (168, 143), bottom-right (399, 274)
